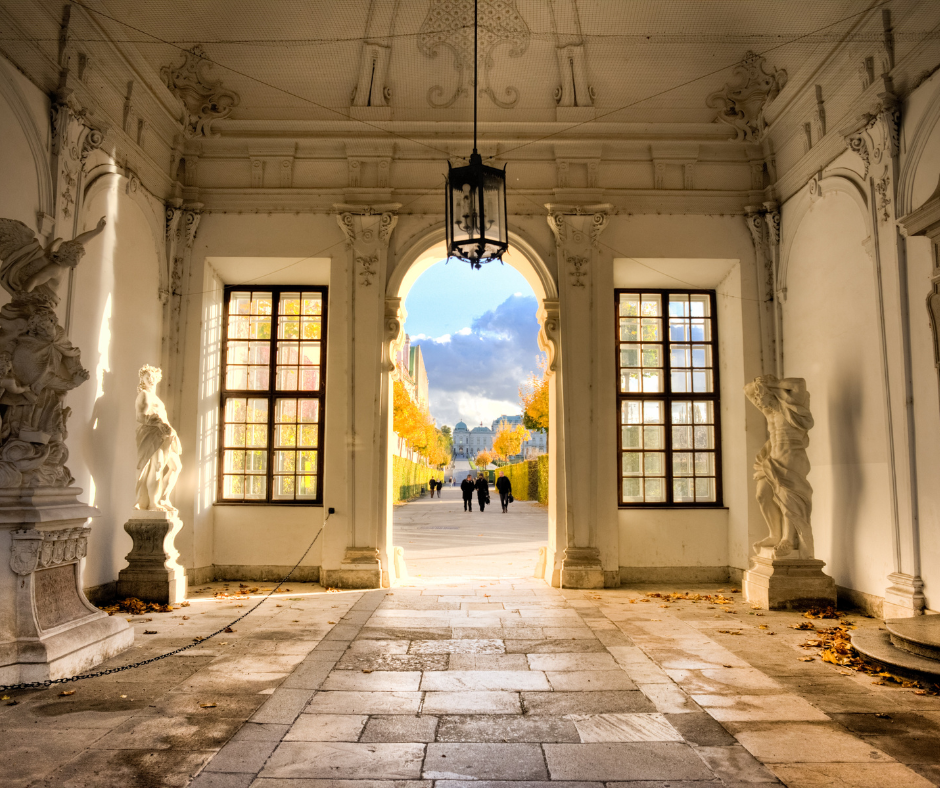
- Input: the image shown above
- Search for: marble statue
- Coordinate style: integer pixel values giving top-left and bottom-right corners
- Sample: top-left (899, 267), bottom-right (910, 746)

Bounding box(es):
top-left (0, 217), bottom-right (104, 487)
top-left (135, 365), bottom-right (182, 512)
top-left (744, 374), bottom-right (815, 559)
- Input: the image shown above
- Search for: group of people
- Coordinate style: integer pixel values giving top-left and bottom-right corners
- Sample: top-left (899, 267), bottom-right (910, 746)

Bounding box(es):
top-left (460, 470), bottom-right (513, 513)
top-left (427, 478), bottom-right (443, 497)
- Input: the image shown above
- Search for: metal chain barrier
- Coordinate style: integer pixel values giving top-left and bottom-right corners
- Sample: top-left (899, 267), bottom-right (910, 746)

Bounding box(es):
top-left (0, 526), bottom-right (324, 693)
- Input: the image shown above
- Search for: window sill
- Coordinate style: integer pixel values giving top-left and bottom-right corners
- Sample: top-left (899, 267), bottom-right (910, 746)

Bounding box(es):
top-left (213, 501), bottom-right (324, 507)
top-left (618, 505), bottom-right (729, 510)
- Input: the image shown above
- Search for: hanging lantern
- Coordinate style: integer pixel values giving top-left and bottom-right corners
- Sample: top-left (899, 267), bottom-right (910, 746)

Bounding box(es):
top-left (445, 152), bottom-right (508, 268)
top-left (443, 0), bottom-right (509, 269)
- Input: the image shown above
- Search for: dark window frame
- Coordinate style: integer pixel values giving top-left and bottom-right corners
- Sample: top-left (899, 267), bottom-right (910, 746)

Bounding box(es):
top-left (217, 284), bottom-right (328, 506)
top-left (615, 288), bottom-right (723, 508)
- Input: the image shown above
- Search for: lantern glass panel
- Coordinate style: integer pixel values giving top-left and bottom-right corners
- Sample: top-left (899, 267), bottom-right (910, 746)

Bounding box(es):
top-left (482, 167), bottom-right (507, 245)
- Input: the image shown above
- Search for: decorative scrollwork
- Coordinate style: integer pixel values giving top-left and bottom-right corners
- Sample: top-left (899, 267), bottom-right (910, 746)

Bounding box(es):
top-left (160, 45), bottom-right (240, 138)
top-left (706, 51), bottom-right (787, 142)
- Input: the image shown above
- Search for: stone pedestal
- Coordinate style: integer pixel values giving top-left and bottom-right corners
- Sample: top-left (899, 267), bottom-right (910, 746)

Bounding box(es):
top-left (743, 553), bottom-right (836, 610)
top-left (0, 487), bottom-right (133, 684)
top-left (116, 511), bottom-right (186, 604)
top-left (321, 547), bottom-right (382, 589)
top-left (560, 546), bottom-right (605, 589)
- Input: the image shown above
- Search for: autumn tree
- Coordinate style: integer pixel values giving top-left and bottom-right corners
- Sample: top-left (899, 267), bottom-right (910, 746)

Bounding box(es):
top-left (492, 420), bottom-right (531, 462)
top-left (519, 357), bottom-right (549, 434)
top-left (393, 379), bottom-right (450, 468)
top-left (474, 450), bottom-right (495, 469)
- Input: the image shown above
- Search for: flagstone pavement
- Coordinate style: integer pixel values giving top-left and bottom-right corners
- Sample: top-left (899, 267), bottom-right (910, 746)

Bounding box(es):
top-left (3, 495), bottom-right (940, 787)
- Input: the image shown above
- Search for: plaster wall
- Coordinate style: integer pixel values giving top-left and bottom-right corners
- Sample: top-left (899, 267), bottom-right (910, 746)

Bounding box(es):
top-left (781, 191), bottom-right (894, 600)
top-left (177, 214), bottom-right (340, 579)
top-left (0, 60), bottom-right (46, 230)
top-left (68, 180), bottom-right (164, 590)
top-left (607, 214), bottom-right (765, 578)
top-left (899, 70), bottom-right (940, 611)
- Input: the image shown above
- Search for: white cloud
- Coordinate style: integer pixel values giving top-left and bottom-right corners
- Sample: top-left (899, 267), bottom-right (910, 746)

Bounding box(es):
top-left (455, 327), bottom-right (473, 336)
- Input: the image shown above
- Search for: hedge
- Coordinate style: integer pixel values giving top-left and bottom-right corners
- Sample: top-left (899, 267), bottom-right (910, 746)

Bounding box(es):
top-left (392, 455), bottom-right (434, 503)
top-left (500, 455), bottom-right (549, 504)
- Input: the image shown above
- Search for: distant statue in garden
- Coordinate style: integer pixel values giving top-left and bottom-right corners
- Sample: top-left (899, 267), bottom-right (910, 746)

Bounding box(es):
top-left (135, 365), bottom-right (182, 512)
top-left (744, 374), bottom-right (815, 559)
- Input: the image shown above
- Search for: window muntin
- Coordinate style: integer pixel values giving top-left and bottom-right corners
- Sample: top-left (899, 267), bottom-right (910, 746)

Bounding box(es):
top-left (220, 287), bottom-right (326, 504)
top-left (617, 290), bottom-right (720, 506)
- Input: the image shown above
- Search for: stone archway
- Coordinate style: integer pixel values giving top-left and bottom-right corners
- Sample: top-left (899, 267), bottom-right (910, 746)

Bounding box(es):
top-left (379, 226), bottom-right (561, 586)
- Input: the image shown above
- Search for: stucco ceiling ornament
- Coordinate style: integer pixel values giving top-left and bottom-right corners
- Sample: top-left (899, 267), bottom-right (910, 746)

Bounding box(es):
top-left (706, 51), bottom-right (787, 142)
top-left (161, 45), bottom-right (240, 138)
top-left (418, 0), bottom-right (530, 109)
top-left (0, 217), bottom-right (105, 488)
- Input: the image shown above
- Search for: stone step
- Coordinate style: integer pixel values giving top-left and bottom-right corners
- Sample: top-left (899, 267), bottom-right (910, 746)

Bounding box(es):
top-left (851, 629), bottom-right (940, 683)
top-left (886, 616), bottom-right (940, 661)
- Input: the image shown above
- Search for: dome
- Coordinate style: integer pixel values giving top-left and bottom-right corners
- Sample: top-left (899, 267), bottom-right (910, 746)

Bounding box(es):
top-left (471, 426), bottom-right (492, 434)
top-left (454, 421), bottom-right (468, 431)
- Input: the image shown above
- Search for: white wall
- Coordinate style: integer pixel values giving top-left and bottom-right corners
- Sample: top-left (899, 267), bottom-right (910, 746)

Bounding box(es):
top-left (0, 61), bottom-right (46, 231)
top-left (69, 178), bottom-right (165, 590)
top-left (782, 191), bottom-right (894, 600)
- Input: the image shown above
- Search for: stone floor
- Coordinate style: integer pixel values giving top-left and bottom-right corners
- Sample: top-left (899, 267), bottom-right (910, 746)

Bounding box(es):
top-left (393, 486), bottom-right (547, 578)
top-left (3, 494), bottom-right (940, 787)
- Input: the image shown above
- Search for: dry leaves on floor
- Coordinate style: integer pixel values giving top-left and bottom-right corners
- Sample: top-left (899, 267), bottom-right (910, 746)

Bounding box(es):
top-left (99, 598), bottom-right (176, 615)
top-left (717, 629), bottom-right (743, 635)
top-left (58, 690), bottom-right (75, 696)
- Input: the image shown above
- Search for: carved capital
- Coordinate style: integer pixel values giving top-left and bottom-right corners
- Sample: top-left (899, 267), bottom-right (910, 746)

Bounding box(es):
top-left (763, 205), bottom-right (781, 247)
top-left (744, 206), bottom-right (765, 253)
top-left (537, 299), bottom-right (560, 375)
top-left (333, 204), bottom-right (401, 252)
top-left (706, 51), bottom-right (787, 142)
top-left (545, 203), bottom-right (612, 250)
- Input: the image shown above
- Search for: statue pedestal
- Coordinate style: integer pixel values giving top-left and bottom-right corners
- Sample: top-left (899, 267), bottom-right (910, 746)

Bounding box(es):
top-left (116, 511), bottom-right (186, 604)
top-left (744, 552), bottom-right (837, 610)
top-left (0, 487), bottom-right (133, 684)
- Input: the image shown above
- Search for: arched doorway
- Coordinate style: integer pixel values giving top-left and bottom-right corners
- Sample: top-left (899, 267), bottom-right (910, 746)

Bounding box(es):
top-left (379, 227), bottom-right (561, 586)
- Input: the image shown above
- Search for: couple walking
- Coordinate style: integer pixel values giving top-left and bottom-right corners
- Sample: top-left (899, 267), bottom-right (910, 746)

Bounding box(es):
top-left (460, 470), bottom-right (513, 513)
top-left (427, 478), bottom-right (443, 498)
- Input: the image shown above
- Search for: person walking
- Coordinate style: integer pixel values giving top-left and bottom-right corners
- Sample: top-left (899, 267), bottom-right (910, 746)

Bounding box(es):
top-left (496, 470), bottom-right (512, 513)
top-left (428, 477), bottom-right (436, 497)
top-left (475, 472), bottom-right (490, 512)
top-left (435, 479), bottom-right (443, 498)
top-left (460, 474), bottom-right (475, 512)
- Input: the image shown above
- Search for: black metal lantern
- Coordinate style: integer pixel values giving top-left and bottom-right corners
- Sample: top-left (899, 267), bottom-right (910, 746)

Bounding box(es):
top-left (444, 0), bottom-right (509, 269)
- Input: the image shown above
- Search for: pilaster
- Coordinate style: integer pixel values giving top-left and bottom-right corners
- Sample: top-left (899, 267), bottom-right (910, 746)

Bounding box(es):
top-left (323, 204), bottom-right (400, 589)
top-left (546, 203), bottom-right (614, 588)
top-left (845, 81), bottom-right (923, 617)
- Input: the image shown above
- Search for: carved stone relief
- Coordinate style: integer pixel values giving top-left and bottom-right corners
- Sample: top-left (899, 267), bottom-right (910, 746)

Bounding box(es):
top-left (537, 300), bottom-right (560, 374)
top-left (161, 45), bottom-right (240, 138)
top-left (706, 51), bottom-right (787, 142)
top-left (357, 253), bottom-right (379, 286)
top-left (10, 526), bottom-right (89, 576)
top-left (418, 0), bottom-right (530, 108)
top-left (566, 254), bottom-right (588, 288)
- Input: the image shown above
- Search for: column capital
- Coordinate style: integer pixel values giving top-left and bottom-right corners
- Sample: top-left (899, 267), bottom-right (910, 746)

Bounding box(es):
top-left (333, 203), bottom-right (401, 250)
top-left (545, 203), bottom-right (612, 248)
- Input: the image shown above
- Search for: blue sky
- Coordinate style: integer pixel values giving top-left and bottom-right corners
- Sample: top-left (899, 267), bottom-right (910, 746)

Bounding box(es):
top-left (404, 259), bottom-right (543, 428)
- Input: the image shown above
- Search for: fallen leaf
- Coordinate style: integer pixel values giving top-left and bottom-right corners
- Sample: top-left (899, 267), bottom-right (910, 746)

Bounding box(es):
top-left (59, 690), bottom-right (76, 696)
top-left (798, 656), bottom-right (814, 662)
top-left (327, 621), bottom-right (336, 624)
top-left (758, 624), bottom-right (769, 630)
top-left (143, 630), bottom-right (158, 635)
top-left (223, 627), bottom-right (235, 633)
top-left (200, 702), bottom-right (217, 708)
top-left (731, 588), bottom-right (741, 593)
top-left (362, 669), bottom-right (373, 674)
top-left (121, 694), bottom-right (127, 698)
top-left (0, 695), bottom-right (8, 700)
top-left (875, 712), bottom-right (891, 719)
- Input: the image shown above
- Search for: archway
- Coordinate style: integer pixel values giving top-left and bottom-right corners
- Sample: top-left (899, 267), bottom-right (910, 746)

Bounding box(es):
top-left (379, 227), bottom-right (560, 585)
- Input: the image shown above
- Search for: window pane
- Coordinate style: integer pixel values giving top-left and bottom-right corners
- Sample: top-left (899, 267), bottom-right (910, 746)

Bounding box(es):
top-left (299, 399), bottom-right (319, 423)
top-left (674, 477), bottom-right (694, 502)
top-left (693, 401), bottom-right (714, 424)
top-left (690, 319), bottom-right (710, 341)
top-left (692, 370), bottom-right (713, 393)
top-left (225, 398), bottom-right (247, 422)
top-left (641, 345), bottom-right (662, 367)
top-left (247, 399), bottom-right (268, 423)
top-left (246, 425), bottom-right (267, 448)
top-left (223, 475), bottom-right (244, 499)
top-left (620, 318), bottom-right (639, 341)
top-left (669, 319), bottom-right (689, 341)
top-left (297, 475), bottom-right (318, 499)
top-left (224, 424), bottom-right (246, 447)
top-left (248, 342), bottom-right (270, 365)
top-left (672, 401), bottom-right (691, 424)
top-left (644, 453), bottom-right (663, 475)
top-left (670, 345), bottom-right (690, 367)
top-left (620, 295), bottom-right (639, 316)
top-left (623, 477), bottom-right (642, 502)
top-left (690, 294), bottom-right (709, 317)
top-left (641, 369), bottom-right (663, 393)
top-left (277, 367), bottom-right (299, 391)
top-left (641, 318), bottom-right (661, 341)
top-left (227, 341), bottom-right (249, 365)
top-left (641, 294), bottom-right (662, 316)
top-left (673, 452), bottom-right (693, 476)
top-left (273, 475), bottom-right (295, 500)
top-left (226, 366), bottom-right (248, 390)
top-left (275, 450), bottom-right (296, 473)
top-left (224, 450), bottom-right (245, 472)
top-left (668, 295), bottom-right (688, 317)
top-left (695, 477), bottom-right (715, 502)
top-left (622, 401), bottom-right (642, 424)
top-left (691, 345), bottom-right (711, 368)
top-left (622, 370), bottom-right (641, 393)
top-left (248, 366), bottom-right (269, 390)
top-left (300, 368), bottom-right (320, 391)
top-left (694, 452), bottom-right (714, 475)
top-left (671, 370), bottom-right (691, 392)
top-left (246, 475), bottom-right (266, 500)
top-left (643, 401), bottom-right (663, 424)
top-left (643, 426), bottom-right (663, 450)
top-left (621, 344), bottom-right (640, 368)
top-left (302, 294), bottom-right (322, 315)
top-left (623, 425), bottom-right (641, 449)
top-left (645, 477), bottom-right (665, 503)
top-left (302, 318), bottom-right (322, 340)
top-left (622, 452), bottom-right (642, 476)
top-left (278, 343), bottom-right (299, 365)
top-left (673, 426), bottom-right (693, 449)
top-left (299, 342), bottom-right (321, 365)
top-left (694, 426), bottom-right (715, 449)
top-left (245, 451), bottom-right (267, 473)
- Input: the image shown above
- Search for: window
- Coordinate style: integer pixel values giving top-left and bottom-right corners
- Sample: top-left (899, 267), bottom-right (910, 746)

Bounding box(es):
top-left (616, 290), bottom-right (721, 506)
top-left (219, 287), bottom-right (327, 504)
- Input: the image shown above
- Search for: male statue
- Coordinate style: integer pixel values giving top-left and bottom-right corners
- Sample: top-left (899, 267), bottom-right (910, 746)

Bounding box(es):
top-left (135, 365), bottom-right (182, 512)
top-left (744, 375), bottom-right (815, 559)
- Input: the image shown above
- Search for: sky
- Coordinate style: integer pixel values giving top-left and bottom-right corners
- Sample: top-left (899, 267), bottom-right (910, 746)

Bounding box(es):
top-left (404, 259), bottom-right (544, 429)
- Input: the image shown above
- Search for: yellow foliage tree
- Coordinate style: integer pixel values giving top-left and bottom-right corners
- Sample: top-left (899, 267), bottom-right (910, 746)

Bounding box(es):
top-left (474, 450), bottom-right (495, 469)
top-left (492, 420), bottom-right (531, 462)
top-left (519, 358), bottom-right (549, 433)
top-left (393, 379), bottom-right (451, 468)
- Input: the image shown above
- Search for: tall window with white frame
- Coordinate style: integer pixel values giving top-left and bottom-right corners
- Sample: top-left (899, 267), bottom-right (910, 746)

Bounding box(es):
top-left (616, 290), bottom-right (721, 506)
top-left (219, 287), bottom-right (327, 504)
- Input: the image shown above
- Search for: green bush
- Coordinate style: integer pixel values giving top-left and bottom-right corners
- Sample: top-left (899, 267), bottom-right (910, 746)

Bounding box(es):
top-left (392, 455), bottom-right (434, 503)
top-left (499, 456), bottom-right (549, 504)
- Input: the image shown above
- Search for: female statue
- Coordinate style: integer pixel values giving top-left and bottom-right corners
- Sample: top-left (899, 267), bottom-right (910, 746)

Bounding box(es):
top-left (135, 365), bottom-right (182, 512)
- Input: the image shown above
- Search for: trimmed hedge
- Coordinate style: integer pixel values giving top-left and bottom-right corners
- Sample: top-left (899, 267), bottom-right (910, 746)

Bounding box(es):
top-left (501, 455), bottom-right (549, 504)
top-left (393, 455), bottom-right (434, 503)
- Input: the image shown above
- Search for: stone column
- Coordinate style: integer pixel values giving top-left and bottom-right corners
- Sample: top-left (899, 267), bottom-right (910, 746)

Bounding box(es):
top-left (547, 204), bottom-right (614, 588)
top-left (0, 488), bottom-right (133, 683)
top-left (845, 82), bottom-right (925, 618)
top-left (116, 513), bottom-right (186, 604)
top-left (322, 205), bottom-right (399, 589)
